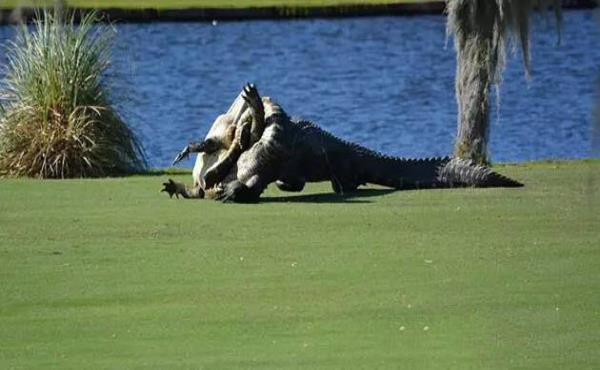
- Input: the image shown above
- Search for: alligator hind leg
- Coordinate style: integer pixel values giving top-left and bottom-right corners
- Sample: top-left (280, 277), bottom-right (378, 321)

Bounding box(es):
top-left (330, 178), bottom-right (359, 195)
top-left (327, 154), bottom-right (359, 195)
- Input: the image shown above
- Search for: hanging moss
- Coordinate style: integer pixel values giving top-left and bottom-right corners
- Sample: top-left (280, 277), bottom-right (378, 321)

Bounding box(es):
top-left (446, 0), bottom-right (561, 164)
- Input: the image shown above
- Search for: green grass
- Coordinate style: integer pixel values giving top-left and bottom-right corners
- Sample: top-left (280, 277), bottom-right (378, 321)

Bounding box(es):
top-left (0, 160), bottom-right (598, 369)
top-left (0, 0), bottom-right (427, 10)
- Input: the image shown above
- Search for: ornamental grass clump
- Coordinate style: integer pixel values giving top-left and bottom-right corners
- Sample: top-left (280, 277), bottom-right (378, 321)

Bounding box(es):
top-left (0, 10), bottom-right (145, 178)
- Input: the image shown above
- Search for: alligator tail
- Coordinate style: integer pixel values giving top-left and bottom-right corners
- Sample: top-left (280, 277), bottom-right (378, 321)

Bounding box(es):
top-left (365, 155), bottom-right (523, 189)
top-left (437, 158), bottom-right (523, 188)
top-left (307, 121), bottom-right (523, 190)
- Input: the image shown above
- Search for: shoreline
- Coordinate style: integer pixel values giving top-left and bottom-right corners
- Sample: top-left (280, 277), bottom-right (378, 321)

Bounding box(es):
top-left (0, 0), bottom-right (597, 25)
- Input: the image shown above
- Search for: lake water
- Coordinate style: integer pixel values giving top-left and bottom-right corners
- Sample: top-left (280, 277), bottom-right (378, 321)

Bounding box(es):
top-left (1, 10), bottom-right (599, 168)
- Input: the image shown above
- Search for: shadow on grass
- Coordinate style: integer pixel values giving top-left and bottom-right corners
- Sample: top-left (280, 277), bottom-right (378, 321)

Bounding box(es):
top-left (261, 188), bottom-right (396, 204)
top-left (140, 168), bottom-right (192, 176)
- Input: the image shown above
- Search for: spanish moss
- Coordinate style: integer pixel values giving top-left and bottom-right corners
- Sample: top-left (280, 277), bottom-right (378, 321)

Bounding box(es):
top-left (446, 0), bottom-right (561, 164)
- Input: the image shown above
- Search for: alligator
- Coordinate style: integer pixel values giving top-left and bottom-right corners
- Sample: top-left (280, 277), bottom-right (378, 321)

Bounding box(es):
top-left (162, 85), bottom-right (523, 202)
top-left (161, 84), bottom-right (270, 199)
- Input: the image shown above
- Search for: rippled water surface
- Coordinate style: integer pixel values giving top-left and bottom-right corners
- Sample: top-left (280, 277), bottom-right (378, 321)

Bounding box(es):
top-left (1, 10), bottom-right (599, 168)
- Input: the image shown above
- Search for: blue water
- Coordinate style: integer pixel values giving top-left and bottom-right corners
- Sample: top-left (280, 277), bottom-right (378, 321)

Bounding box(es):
top-left (1, 10), bottom-right (599, 168)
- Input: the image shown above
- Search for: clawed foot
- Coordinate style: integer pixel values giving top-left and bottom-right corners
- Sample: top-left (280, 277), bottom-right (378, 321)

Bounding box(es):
top-left (215, 181), bottom-right (260, 203)
top-left (241, 83), bottom-right (263, 113)
top-left (172, 146), bottom-right (190, 166)
top-left (161, 179), bottom-right (185, 198)
top-left (204, 183), bottom-right (225, 200)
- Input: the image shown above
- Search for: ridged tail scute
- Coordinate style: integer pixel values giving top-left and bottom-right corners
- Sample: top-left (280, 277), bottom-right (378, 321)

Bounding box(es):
top-left (437, 158), bottom-right (523, 188)
top-left (364, 154), bottom-right (523, 190)
top-left (365, 155), bottom-right (452, 190)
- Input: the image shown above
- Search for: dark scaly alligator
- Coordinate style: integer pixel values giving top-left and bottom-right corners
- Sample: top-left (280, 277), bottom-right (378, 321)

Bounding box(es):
top-left (162, 85), bottom-right (523, 202)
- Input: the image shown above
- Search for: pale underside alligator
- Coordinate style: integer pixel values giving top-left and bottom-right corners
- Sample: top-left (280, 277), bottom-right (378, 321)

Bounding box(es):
top-left (162, 85), bottom-right (523, 203)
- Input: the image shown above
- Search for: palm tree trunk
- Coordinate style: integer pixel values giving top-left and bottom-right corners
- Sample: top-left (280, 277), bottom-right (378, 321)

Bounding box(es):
top-left (452, 2), bottom-right (497, 164)
top-left (447, 0), bottom-right (561, 164)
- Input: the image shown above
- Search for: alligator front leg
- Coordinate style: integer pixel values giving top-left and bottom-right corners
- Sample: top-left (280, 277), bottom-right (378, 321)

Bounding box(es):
top-left (172, 138), bottom-right (224, 166)
top-left (240, 83), bottom-right (265, 145)
top-left (161, 179), bottom-right (205, 199)
top-left (203, 83), bottom-right (266, 189)
top-left (216, 179), bottom-right (263, 203)
top-left (202, 120), bottom-right (251, 189)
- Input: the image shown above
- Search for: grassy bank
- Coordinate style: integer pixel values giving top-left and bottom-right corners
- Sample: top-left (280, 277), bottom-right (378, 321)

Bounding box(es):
top-left (1, 160), bottom-right (599, 368)
top-left (1, 0), bottom-right (427, 10)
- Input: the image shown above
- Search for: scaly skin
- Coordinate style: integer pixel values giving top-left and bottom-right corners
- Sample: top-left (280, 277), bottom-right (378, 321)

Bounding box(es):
top-left (218, 119), bottom-right (522, 202)
top-left (162, 84), bottom-right (265, 199)
top-left (163, 85), bottom-right (523, 202)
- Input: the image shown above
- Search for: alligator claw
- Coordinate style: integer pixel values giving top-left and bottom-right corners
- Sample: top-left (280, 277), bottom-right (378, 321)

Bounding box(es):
top-left (172, 146), bottom-right (190, 166)
top-left (243, 83), bottom-right (255, 95)
top-left (214, 185), bottom-right (234, 202)
top-left (161, 179), bottom-right (179, 198)
top-left (241, 83), bottom-right (262, 111)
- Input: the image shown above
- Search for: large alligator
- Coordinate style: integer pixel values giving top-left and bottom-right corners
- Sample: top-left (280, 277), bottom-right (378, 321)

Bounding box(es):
top-left (162, 85), bottom-right (522, 202)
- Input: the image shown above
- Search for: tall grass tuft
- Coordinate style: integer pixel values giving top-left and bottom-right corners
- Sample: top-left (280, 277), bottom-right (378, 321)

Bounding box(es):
top-left (0, 9), bottom-right (146, 178)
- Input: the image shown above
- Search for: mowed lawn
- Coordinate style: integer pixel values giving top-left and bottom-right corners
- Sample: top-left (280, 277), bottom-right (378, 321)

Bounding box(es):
top-left (0, 160), bottom-right (598, 369)
top-left (0, 0), bottom-right (428, 10)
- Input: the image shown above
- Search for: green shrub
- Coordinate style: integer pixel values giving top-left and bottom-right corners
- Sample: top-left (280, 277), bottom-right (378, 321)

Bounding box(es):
top-left (0, 9), bottom-right (146, 178)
